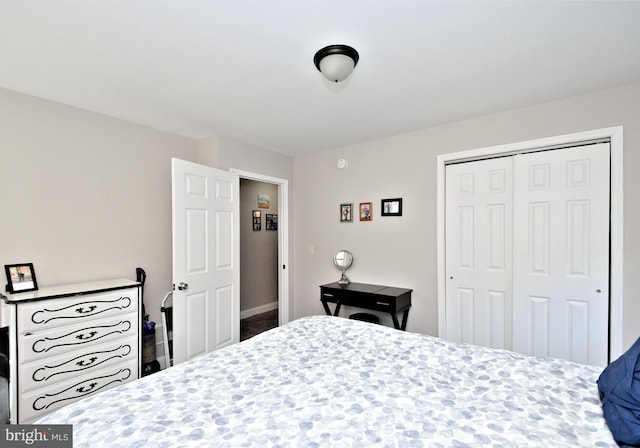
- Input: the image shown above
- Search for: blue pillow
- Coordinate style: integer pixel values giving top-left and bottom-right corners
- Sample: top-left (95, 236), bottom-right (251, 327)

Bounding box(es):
top-left (598, 336), bottom-right (640, 446)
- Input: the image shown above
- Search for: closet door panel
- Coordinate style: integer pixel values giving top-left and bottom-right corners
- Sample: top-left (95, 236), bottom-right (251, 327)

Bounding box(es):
top-left (512, 143), bottom-right (610, 367)
top-left (445, 157), bottom-right (513, 350)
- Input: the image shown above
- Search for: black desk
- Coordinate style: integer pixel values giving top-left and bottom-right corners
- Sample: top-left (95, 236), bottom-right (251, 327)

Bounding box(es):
top-left (320, 282), bottom-right (412, 330)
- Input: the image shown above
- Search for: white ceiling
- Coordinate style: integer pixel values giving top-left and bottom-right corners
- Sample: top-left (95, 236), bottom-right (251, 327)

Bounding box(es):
top-left (1, 1), bottom-right (640, 157)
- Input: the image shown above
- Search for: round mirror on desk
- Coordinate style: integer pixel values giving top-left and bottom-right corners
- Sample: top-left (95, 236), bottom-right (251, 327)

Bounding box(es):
top-left (333, 250), bottom-right (353, 285)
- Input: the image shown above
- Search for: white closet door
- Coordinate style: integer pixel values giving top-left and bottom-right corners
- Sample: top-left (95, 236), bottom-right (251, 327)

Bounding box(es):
top-left (512, 143), bottom-right (610, 367)
top-left (445, 157), bottom-right (513, 349)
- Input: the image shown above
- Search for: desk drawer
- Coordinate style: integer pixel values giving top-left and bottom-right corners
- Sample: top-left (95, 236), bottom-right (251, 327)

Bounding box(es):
top-left (321, 287), bottom-right (394, 311)
top-left (320, 289), bottom-right (342, 302)
top-left (348, 294), bottom-right (393, 312)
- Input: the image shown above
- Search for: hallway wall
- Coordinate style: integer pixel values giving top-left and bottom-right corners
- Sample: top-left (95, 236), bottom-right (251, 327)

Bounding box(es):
top-left (240, 179), bottom-right (278, 316)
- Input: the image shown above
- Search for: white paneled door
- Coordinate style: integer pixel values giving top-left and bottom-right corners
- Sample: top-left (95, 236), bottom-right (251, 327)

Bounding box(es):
top-left (445, 157), bottom-right (514, 350)
top-left (445, 143), bottom-right (610, 367)
top-left (512, 144), bottom-right (610, 366)
top-left (172, 158), bottom-right (240, 365)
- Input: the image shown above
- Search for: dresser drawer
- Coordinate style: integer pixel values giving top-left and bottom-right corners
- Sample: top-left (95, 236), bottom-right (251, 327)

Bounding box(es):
top-left (18, 288), bottom-right (138, 333)
top-left (19, 312), bottom-right (138, 363)
top-left (19, 336), bottom-right (138, 394)
top-left (20, 357), bottom-right (138, 423)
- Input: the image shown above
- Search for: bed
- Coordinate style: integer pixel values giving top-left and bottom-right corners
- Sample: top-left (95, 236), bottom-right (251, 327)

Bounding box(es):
top-left (37, 315), bottom-right (616, 447)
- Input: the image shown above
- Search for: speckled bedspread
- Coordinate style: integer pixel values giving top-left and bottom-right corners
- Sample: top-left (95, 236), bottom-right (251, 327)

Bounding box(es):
top-left (37, 315), bottom-right (615, 447)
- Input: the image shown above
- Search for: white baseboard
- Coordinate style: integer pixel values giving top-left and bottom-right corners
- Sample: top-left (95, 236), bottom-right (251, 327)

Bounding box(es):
top-left (240, 301), bottom-right (278, 320)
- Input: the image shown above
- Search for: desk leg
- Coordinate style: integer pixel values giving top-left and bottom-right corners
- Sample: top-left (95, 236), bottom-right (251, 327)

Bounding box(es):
top-left (391, 313), bottom-right (401, 330)
top-left (391, 309), bottom-right (410, 331)
top-left (400, 309), bottom-right (410, 331)
top-left (321, 300), bottom-right (331, 315)
top-left (321, 300), bottom-right (342, 317)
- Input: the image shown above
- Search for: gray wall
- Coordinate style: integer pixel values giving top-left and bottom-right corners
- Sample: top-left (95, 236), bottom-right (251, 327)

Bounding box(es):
top-left (0, 88), bottom-right (199, 326)
top-left (240, 179), bottom-right (278, 313)
top-left (0, 88), bottom-right (294, 329)
top-left (293, 81), bottom-right (640, 353)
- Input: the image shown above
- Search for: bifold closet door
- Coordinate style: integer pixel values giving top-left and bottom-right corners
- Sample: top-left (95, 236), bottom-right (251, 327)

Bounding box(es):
top-left (444, 157), bottom-right (513, 350)
top-left (445, 143), bottom-right (610, 366)
top-left (512, 143), bottom-right (610, 367)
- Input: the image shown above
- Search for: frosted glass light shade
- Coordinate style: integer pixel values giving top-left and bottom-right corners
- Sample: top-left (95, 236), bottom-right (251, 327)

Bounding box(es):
top-left (314, 45), bottom-right (359, 83)
top-left (318, 54), bottom-right (356, 83)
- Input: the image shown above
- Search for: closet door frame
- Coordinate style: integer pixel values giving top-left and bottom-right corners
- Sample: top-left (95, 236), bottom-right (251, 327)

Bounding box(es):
top-left (437, 126), bottom-right (624, 361)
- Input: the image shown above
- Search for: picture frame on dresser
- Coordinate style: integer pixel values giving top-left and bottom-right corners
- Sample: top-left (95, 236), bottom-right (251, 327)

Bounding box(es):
top-left (4, 263), bottom-right (38, 293)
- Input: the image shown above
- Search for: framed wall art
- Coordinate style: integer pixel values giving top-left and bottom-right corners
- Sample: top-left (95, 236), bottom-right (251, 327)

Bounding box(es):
top-left (340, 203), bottom-right (353, 222)
top-left (381, 198), bottom-right (403, 216)
top-left (359, 202), bottom-right (373, 221)
top-left (4, 262), bottom-right (38, 293)
top-left (266, 214), bottom-right (277, 230)
top-left (252, 210), bottom-right (261, 231)
top-left (257, 194), bottom-right (270, 208)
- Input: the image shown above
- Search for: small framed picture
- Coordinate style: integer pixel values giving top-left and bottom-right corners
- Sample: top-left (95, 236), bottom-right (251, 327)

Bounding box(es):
top-left (381, 198), bottom-right (403, 216)
top-left (252, 210), bottom-right (261, 231)
top-left (266, 214), bottom-right (277, 230)
top-left (340, 203), bottom-right (353, 222)
top-left (359, 202), bottom-right (373, 221)
top-left (4, 263), bottom-right (38, 293)
top-left (257, 194), bottom-right (270, 208)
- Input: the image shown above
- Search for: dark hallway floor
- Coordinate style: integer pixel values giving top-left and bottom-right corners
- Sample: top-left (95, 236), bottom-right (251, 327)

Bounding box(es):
top-left (240, 309), bottom-right (278, 341)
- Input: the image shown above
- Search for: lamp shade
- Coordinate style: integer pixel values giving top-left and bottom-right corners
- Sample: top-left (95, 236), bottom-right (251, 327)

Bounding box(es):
top-left (314, 45), bottom-right (359, 83)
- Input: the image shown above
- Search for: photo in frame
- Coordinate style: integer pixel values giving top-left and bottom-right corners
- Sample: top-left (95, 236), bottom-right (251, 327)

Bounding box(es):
top-left (252, 210), bottom-right (261, 231)
top-left (381, 198), bottom-right (403, 216)
top-left (266, 214), bottom-right (278, 230)
top-left (340, 203), bottom-right (353, 222)
top-left (4, 263), bottom-right (38, 293)
top-left (359, 202), bottom-right (373, 221)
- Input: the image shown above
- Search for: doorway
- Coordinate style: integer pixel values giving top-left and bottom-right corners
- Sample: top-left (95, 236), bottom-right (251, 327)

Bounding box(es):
top-left (232, 169), bottom-right (290, 335)
top-left (437, 126), bottom-right (624, 363)
top-left (239, 178), bottom-right (278, 340)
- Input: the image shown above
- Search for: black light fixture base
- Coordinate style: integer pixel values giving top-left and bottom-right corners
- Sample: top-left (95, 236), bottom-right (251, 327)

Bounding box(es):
top-left (313, 44), bottom-right (360, 72)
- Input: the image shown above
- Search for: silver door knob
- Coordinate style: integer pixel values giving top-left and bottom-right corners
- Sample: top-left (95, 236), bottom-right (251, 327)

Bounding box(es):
top-left (177, 282), bottom-right (188, 291)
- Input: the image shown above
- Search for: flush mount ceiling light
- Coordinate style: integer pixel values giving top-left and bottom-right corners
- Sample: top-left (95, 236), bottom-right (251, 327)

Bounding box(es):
top-left (313, 44), bottom-right (359, 83)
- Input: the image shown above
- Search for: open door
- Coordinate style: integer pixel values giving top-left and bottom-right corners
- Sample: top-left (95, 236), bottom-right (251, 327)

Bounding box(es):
top-left (171, 158), bottom-right (240, 365)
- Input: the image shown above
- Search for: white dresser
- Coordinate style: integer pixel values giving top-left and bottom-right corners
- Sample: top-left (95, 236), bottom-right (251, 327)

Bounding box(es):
top-left (0, 279), bottom-right (141, 423)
